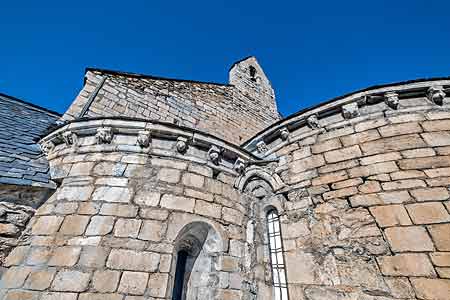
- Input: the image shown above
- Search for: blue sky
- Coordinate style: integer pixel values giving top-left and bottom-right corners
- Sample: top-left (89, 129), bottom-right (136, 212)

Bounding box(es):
top-left (1, 0), bottom-right (450, 117)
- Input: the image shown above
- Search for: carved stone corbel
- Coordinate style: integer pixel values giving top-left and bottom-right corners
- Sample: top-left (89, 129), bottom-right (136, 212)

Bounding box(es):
top-left (208, 145), bottom-right (222, 165)
top-left (233, 158), bottom-right (246, 174)
top-left (256, 141), bottom-right (268, 154)
top-left (427, 86), bottom-right (446, 105)
top-left (306, 115), bottom-right (320, 129)
top-left (41, 141), bottom-right (55, 155)
top-left (342, 103), bottom-right (359, 119)
top-left (176, 137), bottom-right (188, 153)
top-left (62, 131), bottom-right (77, 146)
top-left (384, 92), bottom-right (399, 109)
top-left (279, 127), bottom-right (289, 141)
top-left (96, 127), bottom-right (113, 144)
top-left (137, 130), bottom-right (151, 147)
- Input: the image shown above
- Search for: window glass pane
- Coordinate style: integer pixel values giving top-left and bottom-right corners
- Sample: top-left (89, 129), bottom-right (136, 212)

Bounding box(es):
top-left (266, 209), bottom-right (289, 300)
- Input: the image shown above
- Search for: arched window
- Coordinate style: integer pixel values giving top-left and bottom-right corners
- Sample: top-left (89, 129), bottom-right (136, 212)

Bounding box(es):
top-left (267, 209), bottom-right (289, 300)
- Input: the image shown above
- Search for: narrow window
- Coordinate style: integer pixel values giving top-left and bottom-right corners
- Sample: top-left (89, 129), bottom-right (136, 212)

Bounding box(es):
top-left (249, 66), bottom-right (257, 81)
top-left (172, 250), bottom-right (188, 300)
top-left (267, 209), bottom-right (289, 300)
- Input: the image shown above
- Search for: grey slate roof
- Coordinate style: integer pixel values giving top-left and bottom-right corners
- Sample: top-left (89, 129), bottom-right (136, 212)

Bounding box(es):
top-left (0, 93), bottom-right (61, 188)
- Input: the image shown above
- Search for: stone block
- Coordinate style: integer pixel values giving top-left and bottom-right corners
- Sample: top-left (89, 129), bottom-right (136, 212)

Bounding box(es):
top-left (324, 145), bottom-right (362, 163)
top-left (398, 156), bottom-right (450, 170)
top-left (340, 129), bottom-right (380, 146)
top-left (348, 161), bottom-right (398, 178)
top-left (0, 223), bottom-right (19, 236)
top-left (411, 278), bottom-right (450, 300)
top-left (54, 202), bottom-right (78, 214)
top-left (107, 249), bottom-right (160, 272)
top-left (182, 172), bottom-right (205, 188)
top-left (59, 215), bottom-right (90, 235)
top-left (384, 226), bottom-right (434, 252)
top-left (114, 218), bottom-right (142, 238)
top-left (216, 256), bottom-right (239, 272)
top-left (407, 202), bottom-right (450, 224)
top-left (78, 293), bottom-right (123, 300)
top-left (118, 271), bottom-right (149, 295)
top-left (425, 167), bottom-right (450, 178)
top-left (355, 118), bottom-right (388, 132)
top-left (31, 216), bottom-right (63, 235)
top-left (51, 270), bottom-right (91, 292)
top-left (194, 199), bottom-right (221, 218)
top-left (48, 246), bottom-right (81, 266)
top-left (311, 138), bottom-right (341, 154)
top-left (184, 188), bottom-right (214, 202)
top-left (381, 179), bottom-right (426, 191)
top-left (134, 191), bottom-right (161, 207)
top-left (40, 293), bottom-right (77, 300)
top-left (359, 152), bottom-right (401, 165)
top-left (26, 247), bottom-right (51, 265)
top-left (3, 291), bottom-right (39, 300)
top-left (369, 205), bottom-right (412, 227)
top-left (437, 267), bottom-right (450, 278)
top-left (390, 170), bottom-right (425, 180)
top-left (78, 246), bottom-right (109, 268)
top-left (222, 207), bottom-right (243, 225)
top-left (100, 203), bottom-right (138, 217)
top-left (138, 220), bottom-right (164, 241)
top-left (422, 120), bottom-right (450, 131)
top-left (428, 224), bottom-right (450, 251)
top-left (24, 269), bottom-right (56, 290)
top-left (422, 132), bottom-right (450, 147)
top-left (292, 147), bottom-right (312, 160)
top-left (1, 266), bottom-right (33, 288)
top-left (411, 187), bottom-right (450, 202)
top-left (360, 134), bottom-right (427, 155)
top-left (157, 168), bottom-right (181, 183)
top-left (85, 216), bottom-right (115, 236)
top-left (384, 277), bottom-right (415, 299)
top-left (401, 148), bottom-right (436, 158)
top-left (378, 122), bottom-right (422, 137)
top-left (430, 252), bottom-right (450, 267)
top-left (160, 194), bottom-right (195, 213)
top-left (78, 202), bottom-right (101, 215)
top-left (148, 273), bottom-right (169, 298)
top-left (92, 270), bottom-right (121, 292)
top-left (331, 178), bottom-right (363, 189)
top-left (92, 186), bottom-right (132, 203)
top-left (312, 170), bottom-right (348, 186)
top-left (350, 191), bottom-right (412, 207)
top-left (323, 186), bottom-right (358, 200)
top-left (358, 181), bottom-right (381, 193)
top-left (378, 253), bottom-right (435, 276)
top-left (4, 245), bottom-right (29, 266)
top-left (291, 154), bottom-right (325, 173)
top-left (139, 208), bottom-right (169, 220)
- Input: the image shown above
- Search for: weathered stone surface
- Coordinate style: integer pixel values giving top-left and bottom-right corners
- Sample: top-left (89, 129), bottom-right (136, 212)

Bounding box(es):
top-left (48, 246), bottom-right (81, 266)
top-left (428, 224), bottom-right (450, 251)
top-left (118, 271), bottom-right (148, 295)
top-left (114, 218), bottom-right (142, 238)
top-left (384, 226), bottom-right (434, 252)
top-left (59, 215), bottom-right (90, 235)
top-left (378, 253), bottom-right (436, 276)
top-left (160, 194), bottom-right (195, 212)
top-left (138, 220), bottom-right (164, 241)
top-left (107, 249), bottom-right (159, 272)
top-left (147, 273), bottom-right (169, 297)
top-left (85, 216), bottom-right (115, 236)
top-left (324, 145), bottom-right (362, 163)
top-left (92, 270), bottom-right (120, 292)
top-left (411, 278), bottom-right (450, 300)
top-left (407, 202), bottom-right (450, 224)
top-left (24, 269), bottom-right (56, 290)
top-left (369, 205), bottom-right (412, 227)
top-left (51, 270), bottom-right (91, 292)
top-left (92, 186), bottom-right (132, 203)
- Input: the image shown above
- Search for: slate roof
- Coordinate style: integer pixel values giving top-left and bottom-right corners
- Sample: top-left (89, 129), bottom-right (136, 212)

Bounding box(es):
top-left (0, 93), bottom-right (61, 188)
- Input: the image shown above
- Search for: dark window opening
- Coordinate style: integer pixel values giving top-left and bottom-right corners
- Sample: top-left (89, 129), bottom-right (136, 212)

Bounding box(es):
top-left (172, 250), bottom-right (189, 300)
top-left (249, 66), bottom-right (257, 81)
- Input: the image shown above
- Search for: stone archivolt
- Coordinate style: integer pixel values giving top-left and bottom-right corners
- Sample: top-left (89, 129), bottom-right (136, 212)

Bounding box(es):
top-left (1, 58), bottom-right (450, 300)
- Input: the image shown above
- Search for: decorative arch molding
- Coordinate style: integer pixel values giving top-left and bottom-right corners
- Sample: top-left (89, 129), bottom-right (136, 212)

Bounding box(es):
top-left (234, 165), bottom-right (286, 193)
top-left (166, 213), bottom-right (228, 253)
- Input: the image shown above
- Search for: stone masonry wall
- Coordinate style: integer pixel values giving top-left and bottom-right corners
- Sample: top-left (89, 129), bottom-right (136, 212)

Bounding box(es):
top-left (254, 101), bottom-right (450, 299)
top-left (0, 119), bottom-right (253, 300)
top-left (63, 57), bottom-right (280, 145)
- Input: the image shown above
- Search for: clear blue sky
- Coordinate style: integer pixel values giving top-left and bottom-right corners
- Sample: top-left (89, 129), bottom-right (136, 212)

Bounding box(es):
top-left (1, 0), bottom-right (450, 117)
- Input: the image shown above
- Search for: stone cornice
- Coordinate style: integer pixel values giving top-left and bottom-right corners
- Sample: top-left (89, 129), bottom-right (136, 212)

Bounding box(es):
top-left (243, 78), bottom-right (450, 154)
top-left (40, 118), bottom-right (260, 175)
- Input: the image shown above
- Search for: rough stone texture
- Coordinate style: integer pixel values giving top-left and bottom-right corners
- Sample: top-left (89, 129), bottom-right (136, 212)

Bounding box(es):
top-left (2, 60), bottom-right (450, 300)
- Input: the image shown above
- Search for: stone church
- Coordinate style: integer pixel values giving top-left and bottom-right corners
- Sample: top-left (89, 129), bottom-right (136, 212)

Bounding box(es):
top-left (0, 56), bottom-right (449, 300)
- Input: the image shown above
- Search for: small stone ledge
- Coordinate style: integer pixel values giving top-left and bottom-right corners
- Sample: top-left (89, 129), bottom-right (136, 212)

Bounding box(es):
top-left (40, 118), bottom-right (259, 176)
top-left (243, 79), bottom-right (450, 155)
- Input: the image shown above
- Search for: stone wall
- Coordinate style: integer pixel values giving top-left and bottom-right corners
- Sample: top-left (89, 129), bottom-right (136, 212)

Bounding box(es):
top-left (0, 119), bottom-right (255, 299)
top-left (63, 57), bottom-right (280, 145)
top-left (243, 81), bottom-right (450, 300)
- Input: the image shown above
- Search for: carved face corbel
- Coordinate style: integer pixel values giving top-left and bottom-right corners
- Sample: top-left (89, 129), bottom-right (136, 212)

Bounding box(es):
top-left (427, 86), bottom-right (446, 105)
top-left (41, 140), bottom-right (55, 155)
top-left (208, 145), bottom-right (222, 165)
top-left (256, 141), bottom-right (268, 154)
top-left (233, 158), bottom-right (246, 174)
top-left (96, 127), bottom-right (113, 144)
top-left (342, 102), bottom-right (360, 119)
top-left (137, 130), bottom-right (151, 147)
top-left (279, 127), bottom-right (289, 141)
top-left (384, 92), bottom-right (399, 109)
top-left (62, 131), bottom-right (77, 146)
top-left (306, 115), bottom-right (320, 129)
top-left (176, 137), bottom-right (188, 153)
